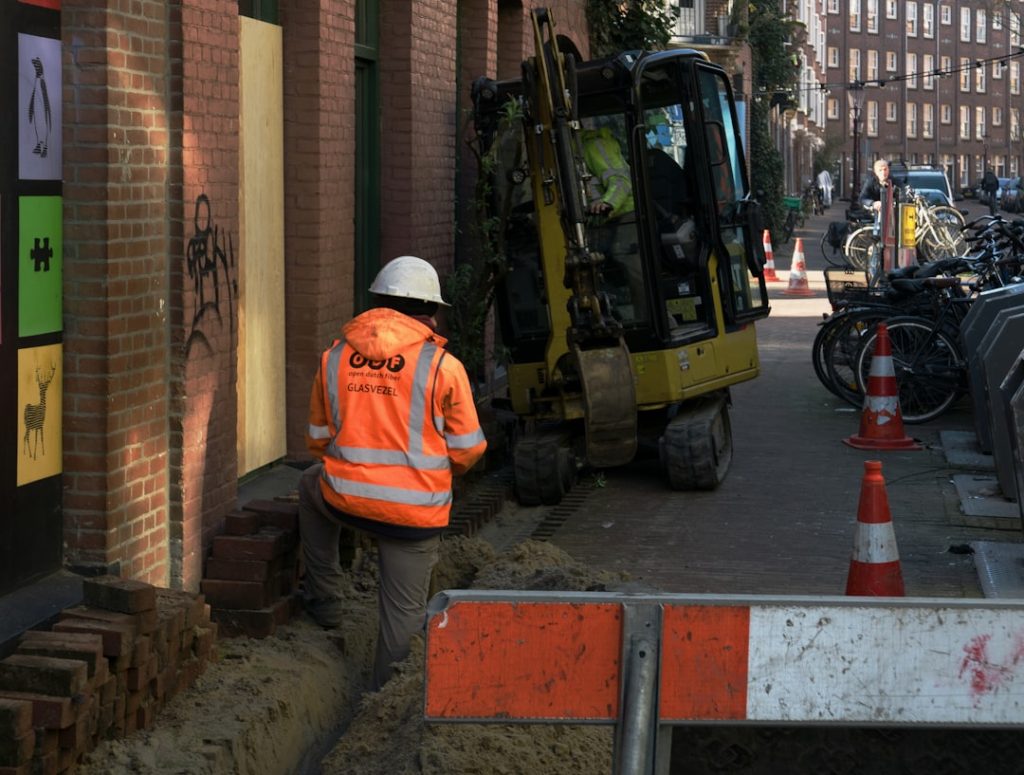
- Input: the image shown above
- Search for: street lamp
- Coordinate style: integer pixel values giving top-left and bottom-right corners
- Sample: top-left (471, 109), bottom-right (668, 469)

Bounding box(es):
top-left (847, 81), bottom-right (866, 201)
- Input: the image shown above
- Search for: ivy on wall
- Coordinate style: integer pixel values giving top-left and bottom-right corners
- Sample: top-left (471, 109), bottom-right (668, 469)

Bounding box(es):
top-left (586, 0), bottom-right (677, 57)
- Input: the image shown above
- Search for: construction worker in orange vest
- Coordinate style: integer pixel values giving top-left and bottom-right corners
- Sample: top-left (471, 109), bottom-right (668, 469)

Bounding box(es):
top-left (299, 255), bottom-right (487, 689)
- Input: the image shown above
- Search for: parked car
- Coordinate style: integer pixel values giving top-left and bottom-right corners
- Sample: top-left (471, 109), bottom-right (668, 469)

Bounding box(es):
top-left (913, 188), bottom-right (953, 207)
top-left (889, 163), bottom-right (956, 203)
top-left (1001, 178), bottom-right (1023, 213)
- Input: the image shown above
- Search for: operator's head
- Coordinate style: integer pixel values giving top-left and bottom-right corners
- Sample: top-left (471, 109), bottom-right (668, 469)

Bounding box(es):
top-left (369, 255), bottom-right (449, 316)
top-left (873, 159), bottom-right (890, 180)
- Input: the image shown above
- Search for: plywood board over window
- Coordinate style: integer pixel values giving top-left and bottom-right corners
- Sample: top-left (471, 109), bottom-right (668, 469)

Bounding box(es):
top-left (238, 17), bottom-right (286, 475)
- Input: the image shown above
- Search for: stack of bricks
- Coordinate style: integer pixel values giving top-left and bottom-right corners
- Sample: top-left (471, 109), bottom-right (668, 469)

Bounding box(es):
top-left (0, 576), bottom-right (215, 775)
top-left (201, 499), bottom-right (303, 639)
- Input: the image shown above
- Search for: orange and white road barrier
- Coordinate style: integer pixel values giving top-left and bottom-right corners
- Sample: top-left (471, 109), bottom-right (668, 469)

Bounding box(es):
top-left (426, 590), bottom-right (1024, 728)
top-left (762, 229), bottom-right (780, 282)
top-left (843, 322), bottom-right (921, 450)
top-left (845, 460), bottom-right (905, 596)
top-left (782, 237), bottom-right (813, 296)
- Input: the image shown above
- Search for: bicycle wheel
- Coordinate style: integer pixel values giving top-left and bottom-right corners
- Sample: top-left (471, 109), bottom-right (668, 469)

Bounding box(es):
top-left (919, 207), bottom-right (968, 262)
top-left (844, 226), bottom-right (875, 270)
top-left (822, 309), bottom-right (891, 407)
top-left (853, 317), bottom-right (964, 424)
top-left (780, 211), bottom-right (795, 244)
top-left (819, 231), bottom-right (848, 267)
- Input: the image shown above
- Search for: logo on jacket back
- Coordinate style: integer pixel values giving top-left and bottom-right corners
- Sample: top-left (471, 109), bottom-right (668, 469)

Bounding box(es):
top-left (349, 353), bottom-right (406, 373)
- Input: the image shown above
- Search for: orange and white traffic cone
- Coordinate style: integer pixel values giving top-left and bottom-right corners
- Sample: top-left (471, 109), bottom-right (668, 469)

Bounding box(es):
top-left (845, 460), bottom-right (905, 596)
top-left (843, 322), bottom-right (921, 451)
top-left (762, 230), bottom-right (781, 282)
top-left (782, 237), bottom-right (814, 296)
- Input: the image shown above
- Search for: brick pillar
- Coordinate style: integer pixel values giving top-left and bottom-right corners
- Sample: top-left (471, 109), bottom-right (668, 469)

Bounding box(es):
top-left (279, 0), bottom-right (356, 459)
top-left (167, 0), bottom-right (241, 590)
top-left (379, 0), bottom-right (459, 276)
top-left (62, 1), bottom-right (173, 586)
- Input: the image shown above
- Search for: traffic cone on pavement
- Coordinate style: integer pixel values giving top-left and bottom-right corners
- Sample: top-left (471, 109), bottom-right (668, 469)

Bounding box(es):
top-left (846, 460), bottom-right (905, 596)
top-left (762, 230), bottom-right (781, 282)
top-left (843, 322), bottom-right (921, 450)
top-left (782, 237), bottom-right (814, 296)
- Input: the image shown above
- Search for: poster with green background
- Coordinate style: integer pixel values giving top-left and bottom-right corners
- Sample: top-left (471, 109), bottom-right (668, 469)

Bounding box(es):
top-left (19, 196), bottom-right (62, 337)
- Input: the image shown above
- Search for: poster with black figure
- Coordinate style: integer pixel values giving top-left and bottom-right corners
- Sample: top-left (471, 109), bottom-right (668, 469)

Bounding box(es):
top-left (18, 33), bottom-right (62, 181)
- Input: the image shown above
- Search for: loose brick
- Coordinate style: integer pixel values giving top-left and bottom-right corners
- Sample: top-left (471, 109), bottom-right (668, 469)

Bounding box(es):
top-left (0, 728), bottom-right (33, 766)
top-left (58, 713), bottom-right (89, 751)
top-left (51, 620), bottom-right (134, 659)
top-left (204, 556), bottom-right (277, 582)
top-left (0, 693), bottom-right (72, 730)
top-left (82, 576), bottom-right (156, 615)
top-left (211, 529), bottom-right (291, 562)
top-left (130, 636), bottom-right (152, 669)
top-left (241, 499), bottom-right (299, 532)
top-left (0, 699), bottom-right (32, 739)
top-left (210, 597), bottom-right (290, 638)
top-left (17, 633), bottom-right (108, 682)
top-left (29, 749), bottom-right (58, 775)
top-left (191, 627), bottom-right (216, 659)
top-left (33, 727), bottom-right (58, 756)
top-left (0, 656), bottom-right (88, 698)
top-left (223, 510), bottom-right (260, 536)
top-left (61, 603), bottom-right (157, 634)
top-left (155, 589), bottom-right (207, 629)
top-left (201, 579), bottom-right (270, 610)
top-left (0, 765), bottom-right (30, 775)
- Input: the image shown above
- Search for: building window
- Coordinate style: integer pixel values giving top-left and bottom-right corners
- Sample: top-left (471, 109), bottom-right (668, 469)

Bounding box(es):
top-left (907, 102), bottom-right (918, 137)
top-left (1011, 108), bottom-right (1020, 142)
top-left (868, 50), bottom-right (879, 80)
top-left (960, 57), bottom-right (970, 92)
top-left (1011, 61), bottom-right (1020, 94)
top-left (975, 106), bottom-right (986, 139)
top-left (960, 7), bottom-right (971, 42)
top-left (906, 53), bottom-right (917, 88)
top-left (940, 4), bottom-right (951, 25)
top-left (976, 9), bottom-right (986, 43)
top-left (849, 49), bottom-right (861, 81)
top-left (828, 0), bottom-right (840, 13)
top-left (923, 2), bottom-right (934, 37)
top-left (958, 155), bottom-right (969, 189)
top-left (887, 0), bottom-right (898, 20)
top-left (886, 51), bottom-right (898, 72)
top-left (828, 47), bottom-right (840, 67)
top-left (959, 106), bottom-right (970, 139)
top-left (993, 11), bottom-right (1002, 30)
top-left (940, 103), bottom-right (951, 124)
top-left (906, 2), bottom-right (918, 36)
top-left (923, 54), bottom-right (935, 89)
top-left (867, 100), bottom-right (879, 136)
top-left (923, 103), bottom-right (934, 137)
top-left (993, 106), bottom-right (1003, 127)
top-left (851, 0), bottom-right (862, 31)
top-left (827, 97), bottom-right (839, 119)
top-left (867, 0), bottom-right (879, 32)
top-left (940, 55), bottom-right (952, 77)
top-left (994, 60), bottom-right (1004, 80)
top-left (976, 62), bottom-right (986, 93)
top-left (886, 101), bottom-right (898, 122)
top-left (1012, 14), bottom-right (1021, 47)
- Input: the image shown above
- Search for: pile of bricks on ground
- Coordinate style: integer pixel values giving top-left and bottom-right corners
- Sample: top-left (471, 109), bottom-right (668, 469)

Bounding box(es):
top-left (201, 499), bottom-right (302, 639)
top-left (0, 576), bottom-right (215, 775)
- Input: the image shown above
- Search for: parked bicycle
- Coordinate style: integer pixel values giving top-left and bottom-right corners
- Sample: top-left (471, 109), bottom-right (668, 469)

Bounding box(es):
top-left (778, 195), bottom-right (805, 244)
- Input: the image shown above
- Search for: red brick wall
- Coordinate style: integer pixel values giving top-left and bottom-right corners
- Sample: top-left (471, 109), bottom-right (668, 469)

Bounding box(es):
top-left (168, 0), bottom-right (241, 590)
top-left (379, 0), bottom-right (459, 276)
top-left (280, 0), bottom-right (356, 458)
top-left (62, 0), bottom-right (173, 586)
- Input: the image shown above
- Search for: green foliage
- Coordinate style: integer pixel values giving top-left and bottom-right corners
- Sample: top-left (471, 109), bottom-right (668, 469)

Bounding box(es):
top-left (586, 0), bottom-right (678, 57)
top-left (444, 99), bottom-right (524, 381)
top-left (747, 0), bottom-right (801, 234)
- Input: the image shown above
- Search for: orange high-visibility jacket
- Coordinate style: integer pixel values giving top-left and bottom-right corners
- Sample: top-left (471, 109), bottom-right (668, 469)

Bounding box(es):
top-left (306, 308), bottom-right (487, 530)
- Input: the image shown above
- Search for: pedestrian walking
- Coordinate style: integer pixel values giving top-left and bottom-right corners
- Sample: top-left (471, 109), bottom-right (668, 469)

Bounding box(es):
top-left (298, 255), bottom-right (488, 689)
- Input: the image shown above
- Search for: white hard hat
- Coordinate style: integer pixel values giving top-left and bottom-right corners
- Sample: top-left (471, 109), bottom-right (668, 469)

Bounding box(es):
top-left (369, 255), bottom-right (450, 306)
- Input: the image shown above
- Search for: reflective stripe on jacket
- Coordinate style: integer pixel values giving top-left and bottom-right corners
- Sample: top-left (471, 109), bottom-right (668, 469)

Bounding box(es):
top-left (306, 308), bottom-right (487, 530)
top-left (581, 127), bottom-right (635, 218)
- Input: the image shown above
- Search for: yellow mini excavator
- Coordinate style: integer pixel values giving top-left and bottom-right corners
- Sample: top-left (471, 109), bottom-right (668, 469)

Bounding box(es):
top-left (472, 9), bottom-right (771, 505)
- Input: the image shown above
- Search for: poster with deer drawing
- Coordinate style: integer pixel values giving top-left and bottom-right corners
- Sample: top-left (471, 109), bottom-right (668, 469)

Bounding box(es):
top-left (18, 344), bottom-right (62, 486)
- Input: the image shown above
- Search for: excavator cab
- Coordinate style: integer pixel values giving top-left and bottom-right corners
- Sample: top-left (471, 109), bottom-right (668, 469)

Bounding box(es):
top-left (473, 10), bottom-right (770, 505)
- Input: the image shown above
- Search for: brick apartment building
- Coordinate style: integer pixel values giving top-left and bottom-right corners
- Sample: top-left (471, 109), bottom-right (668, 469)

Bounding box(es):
top-left (823, 0), bottom-right (1023, 199)
top-left (0, 0), bottom-right (591, 600)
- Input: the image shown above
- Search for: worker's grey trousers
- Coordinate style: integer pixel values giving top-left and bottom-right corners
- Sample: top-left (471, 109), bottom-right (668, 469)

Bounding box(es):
top-left (298, 464), bottom-right (440, 690)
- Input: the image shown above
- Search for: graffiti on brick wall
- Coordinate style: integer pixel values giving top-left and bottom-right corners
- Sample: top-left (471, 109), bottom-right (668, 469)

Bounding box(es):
top-left (186, 194), bottom-right (237, 357)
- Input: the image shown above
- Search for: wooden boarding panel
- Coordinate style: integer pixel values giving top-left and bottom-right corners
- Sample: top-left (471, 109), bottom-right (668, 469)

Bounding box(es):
top-left (425, 600), bottom-right (622, 721)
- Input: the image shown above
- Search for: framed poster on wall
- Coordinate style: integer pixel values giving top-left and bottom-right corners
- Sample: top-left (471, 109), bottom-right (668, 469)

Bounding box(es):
top-left (17, 33), bottom-right (62, 181)
top-left (18, 195), bottom-right (62, 337)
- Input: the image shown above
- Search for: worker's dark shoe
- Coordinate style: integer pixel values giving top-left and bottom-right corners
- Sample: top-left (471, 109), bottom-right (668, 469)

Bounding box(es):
top-left (305, 598), bottom-right (344, 629)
